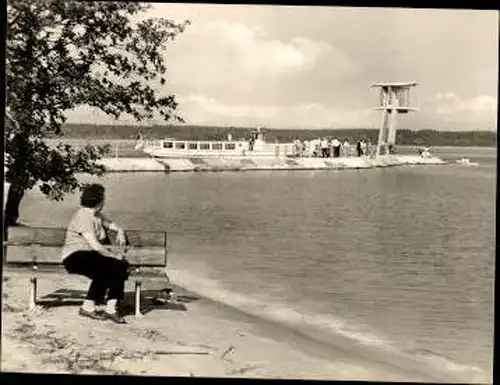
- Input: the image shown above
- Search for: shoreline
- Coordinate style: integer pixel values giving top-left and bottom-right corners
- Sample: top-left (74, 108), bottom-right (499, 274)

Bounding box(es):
top-left (1, 268), bottom-right (487, 383)
top-left (167, 266), bottom-right (488, 384)
top-left (1, 269), bottom-right (409, 380)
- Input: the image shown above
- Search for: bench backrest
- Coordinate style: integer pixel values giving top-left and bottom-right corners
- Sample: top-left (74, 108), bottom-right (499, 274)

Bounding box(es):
top-left (4, 226), bottom-right (167, 267)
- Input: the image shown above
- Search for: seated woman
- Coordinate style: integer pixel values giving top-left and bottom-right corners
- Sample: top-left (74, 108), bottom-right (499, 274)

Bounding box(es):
top-left (61, 183), bottom-right (129, 324)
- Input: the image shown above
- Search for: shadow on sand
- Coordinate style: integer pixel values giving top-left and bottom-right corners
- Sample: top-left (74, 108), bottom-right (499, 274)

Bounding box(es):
top-left (37, 288), bottom-right (201, 316)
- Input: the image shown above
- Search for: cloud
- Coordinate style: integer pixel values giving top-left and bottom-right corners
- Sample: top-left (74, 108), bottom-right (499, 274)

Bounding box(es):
top-left (164, 19), bottom-right (357, 105)
top-left (176, 94), bottom-right (374, 129)
top-left (170, 20), bottom-right (332, 77)
top-left (413, 92), bottom-right (498, 130)
top-left (432, 92), bottom-right (497, 115)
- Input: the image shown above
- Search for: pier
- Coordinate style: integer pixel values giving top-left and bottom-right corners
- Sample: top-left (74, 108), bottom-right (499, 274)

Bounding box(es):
top-left (97, 155), bottom-right (446, 173)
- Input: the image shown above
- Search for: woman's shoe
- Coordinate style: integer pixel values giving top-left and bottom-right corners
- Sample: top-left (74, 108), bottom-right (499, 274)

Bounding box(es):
top-left (103, 311), bottom-right (127, 324)
top-left (78, 308), bottom-right (106, 320)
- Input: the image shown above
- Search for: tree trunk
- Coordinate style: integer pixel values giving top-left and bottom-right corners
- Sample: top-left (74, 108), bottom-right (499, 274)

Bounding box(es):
top-left (4, 181), bottom-right (25, 228)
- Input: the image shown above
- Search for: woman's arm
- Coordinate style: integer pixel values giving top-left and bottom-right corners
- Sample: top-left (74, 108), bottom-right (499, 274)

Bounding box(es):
top-left (98, 212), bottom-right (127, 247)
top-left (81, 230), bottom-right (123, 260)
top-left (98, 213), bottom-right (122, 231)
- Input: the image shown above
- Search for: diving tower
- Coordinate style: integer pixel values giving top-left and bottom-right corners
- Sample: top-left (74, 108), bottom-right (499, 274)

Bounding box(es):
top-left (372, 82), bottom-right (418, 156)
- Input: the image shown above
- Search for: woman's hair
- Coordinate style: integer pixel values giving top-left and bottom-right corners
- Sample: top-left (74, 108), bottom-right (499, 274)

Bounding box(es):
top-left (80, 184), bottom-right (105, 208)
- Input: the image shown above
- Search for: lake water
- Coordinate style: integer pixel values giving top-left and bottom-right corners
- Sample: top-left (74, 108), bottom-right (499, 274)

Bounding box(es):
top-left (13, 146), bottom-right (496, 382)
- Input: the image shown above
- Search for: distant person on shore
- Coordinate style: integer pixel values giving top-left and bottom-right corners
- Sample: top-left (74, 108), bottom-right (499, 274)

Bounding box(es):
top-left (331, 138), bottom-right (341, 158)
top-left (360, 140), bottom-right (367, 156)
top-left (306, 140), bottom-right (313, 157)
top-left (356, 141), bottom-right (362, 157)
top-left (343, 140), bottom-right (350, 157)
top-left (293, 138), bottom-right (302, 157)
top-left (249, 136), bottom-right (255, 151)
top-left (320, 138), bottom-right (329, 158)
top-left (366, 140), bottom-right (373, 157)
top-left (134, 132), bottom-right (144, 150)
top-left (61, 184), bottom-right (130, 324)
top-left (311, 139), bottom-right (319, 157)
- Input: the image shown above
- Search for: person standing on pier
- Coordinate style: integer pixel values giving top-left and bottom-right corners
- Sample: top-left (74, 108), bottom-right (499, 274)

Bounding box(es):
top-left (134, 132), bottom-right (144, 150)
top-left (308, 139), bottom-right (317, 157)
top-left (360, 140), bottom-right (367, 156)
top-left (343, 140), bottom-right (350, 157)
top-left (329, 138), bottom-right (335, 157)
top-left (366, 140), bottom-right (373, 157)
top-left (320, 138), bottom-right (329, 158)
top-left (293, 138), bottom-right (302, 157)
top-left (331, 138), bottom-right (341, 158)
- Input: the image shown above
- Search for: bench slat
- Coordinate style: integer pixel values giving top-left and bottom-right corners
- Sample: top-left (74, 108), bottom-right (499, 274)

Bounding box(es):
top-left (6, 226), bottom-right (39, 244)
top-left (119, 230), bottom-right (166, 247)
top-left (4, 264), bottom-right (166, 275)
top-left (6, 226), bottom-right (67, 244)
top-left (7, 227), bottom-right (166, 247)
top-left (34, 227), bottom-right (67, 245)
top-left (5, 245), bottom-right (166, 267)
top-left (122, 247), bottom-right (167, 266)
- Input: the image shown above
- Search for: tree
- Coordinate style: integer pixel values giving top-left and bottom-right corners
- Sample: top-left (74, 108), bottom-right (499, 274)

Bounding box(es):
top-left (4, 0), bottom-right (189, 227)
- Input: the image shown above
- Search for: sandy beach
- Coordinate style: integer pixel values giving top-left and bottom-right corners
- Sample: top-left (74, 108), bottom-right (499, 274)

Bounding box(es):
top-left (1, 266), bottom-right (477, 382)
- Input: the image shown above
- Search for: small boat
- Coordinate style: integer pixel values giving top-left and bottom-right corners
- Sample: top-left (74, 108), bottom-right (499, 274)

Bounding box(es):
top-left (456, 158), bottom-right (479, 167)
top-left (138, 128), bottom-right (296, 159)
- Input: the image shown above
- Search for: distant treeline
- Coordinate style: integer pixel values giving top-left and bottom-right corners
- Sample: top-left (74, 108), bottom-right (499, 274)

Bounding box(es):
top-left (61, 124), bottom-right (497, 147)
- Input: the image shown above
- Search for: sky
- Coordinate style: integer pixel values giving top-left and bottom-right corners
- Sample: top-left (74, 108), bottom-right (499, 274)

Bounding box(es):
top-left (66, 4), bottom-right (499, 131)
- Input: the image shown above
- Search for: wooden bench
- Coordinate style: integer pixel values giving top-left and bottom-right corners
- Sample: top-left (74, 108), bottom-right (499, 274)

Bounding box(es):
top-left (3, 226), bottom-right (169, 317)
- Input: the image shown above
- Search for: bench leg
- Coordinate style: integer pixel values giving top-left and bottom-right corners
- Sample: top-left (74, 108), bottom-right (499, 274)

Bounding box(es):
top-left (29, 276), bottom-right (37, 311)
top-left (135, 280), bottom-right (142, 317)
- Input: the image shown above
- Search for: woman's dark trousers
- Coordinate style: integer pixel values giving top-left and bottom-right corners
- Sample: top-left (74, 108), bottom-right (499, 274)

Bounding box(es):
top-left (63, 251), bottom-right (129, 303)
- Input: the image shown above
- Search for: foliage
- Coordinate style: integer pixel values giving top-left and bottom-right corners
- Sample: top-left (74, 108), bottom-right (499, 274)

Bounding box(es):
top-left (4, 0), bottom-right (189, 223)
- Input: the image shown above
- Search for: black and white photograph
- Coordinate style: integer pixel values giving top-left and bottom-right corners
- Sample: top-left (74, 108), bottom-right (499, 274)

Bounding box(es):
top-left (2, 2), bottom-right (497, 383)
